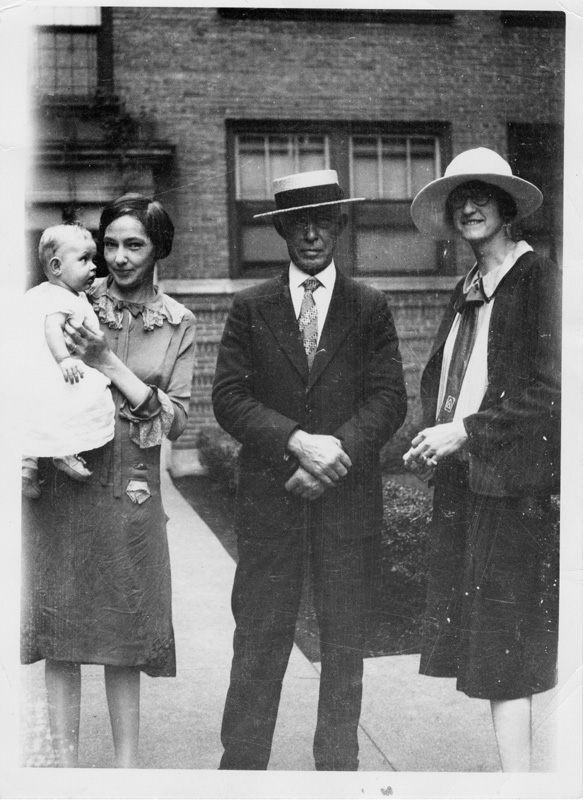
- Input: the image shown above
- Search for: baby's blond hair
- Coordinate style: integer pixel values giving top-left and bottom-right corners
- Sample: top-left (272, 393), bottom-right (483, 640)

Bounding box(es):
top-left (38, 223), bottom-right (94, 275)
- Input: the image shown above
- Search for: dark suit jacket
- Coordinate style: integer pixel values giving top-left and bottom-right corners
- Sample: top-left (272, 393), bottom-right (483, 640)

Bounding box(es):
top-left (420, 251), bottom-right (561, 496)
top-left (212, 269), bottom-right (407, 540)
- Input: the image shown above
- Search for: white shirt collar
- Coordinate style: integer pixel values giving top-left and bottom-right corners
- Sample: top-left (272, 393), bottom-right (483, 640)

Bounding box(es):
top-left (289, 259), bottom-right (336, 291)
top-left (463, 240), bottom-right (533, 300)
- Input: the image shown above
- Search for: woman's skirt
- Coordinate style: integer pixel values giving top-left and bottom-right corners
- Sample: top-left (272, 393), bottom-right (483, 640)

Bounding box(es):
top-left (419, 459), bottom-right (559, 700)
top-left (21, 443), bottom-right (176, 678)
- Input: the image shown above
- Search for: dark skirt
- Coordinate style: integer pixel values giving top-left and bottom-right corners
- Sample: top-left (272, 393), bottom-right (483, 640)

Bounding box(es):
top-left (419, 460), bottom-right (559, 701)
top-left (21, 439), bottom-right (176, 678)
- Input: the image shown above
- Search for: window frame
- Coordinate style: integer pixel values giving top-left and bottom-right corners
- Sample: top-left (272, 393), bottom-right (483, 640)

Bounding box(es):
top-left (227, 119), bottom-right (452, 278)
top-left (34, 8), bottom-right (113, 102)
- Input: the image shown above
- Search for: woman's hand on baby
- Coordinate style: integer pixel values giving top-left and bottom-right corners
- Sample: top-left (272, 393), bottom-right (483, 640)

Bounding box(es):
top-left (64, 320), bottom-right (111, 370)
top-left (59, 355), bottom-right (84, 383)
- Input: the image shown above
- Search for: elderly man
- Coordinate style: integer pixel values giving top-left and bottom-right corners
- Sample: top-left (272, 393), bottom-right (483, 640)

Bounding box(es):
top-left (212, 169), bottom-right (407, 771)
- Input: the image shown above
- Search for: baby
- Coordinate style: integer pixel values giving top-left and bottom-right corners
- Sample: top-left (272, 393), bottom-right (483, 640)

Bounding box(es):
top-left (21, 223), bottom-right (115, 498)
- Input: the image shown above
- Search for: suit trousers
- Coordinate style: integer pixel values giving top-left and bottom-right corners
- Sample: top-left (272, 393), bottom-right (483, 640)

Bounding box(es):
top-left (219, 523), bottom-right (379, 771)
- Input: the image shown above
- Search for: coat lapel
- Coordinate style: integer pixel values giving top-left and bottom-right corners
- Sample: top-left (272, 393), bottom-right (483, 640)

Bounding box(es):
top-left (486, 252), bottom-right (533, 371)
top-left (257, 273), bottom-right (309, 381)
top-left (308, 272), bottom-right (361, 389)
top-left (427, 281), bottom-right (463, 364)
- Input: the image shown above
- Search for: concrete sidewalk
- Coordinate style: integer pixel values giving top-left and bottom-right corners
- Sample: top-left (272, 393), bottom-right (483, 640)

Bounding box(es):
top-left (20, 465), bottom-right (559, 773)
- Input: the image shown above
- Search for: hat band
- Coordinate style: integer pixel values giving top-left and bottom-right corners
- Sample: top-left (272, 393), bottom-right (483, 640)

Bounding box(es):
top-left (274, 184), bottom-right (344, 211)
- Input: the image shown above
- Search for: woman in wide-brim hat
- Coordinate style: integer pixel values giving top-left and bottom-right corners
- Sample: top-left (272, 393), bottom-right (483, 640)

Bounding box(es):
top-left (404, 148), bottom-right (561, 771)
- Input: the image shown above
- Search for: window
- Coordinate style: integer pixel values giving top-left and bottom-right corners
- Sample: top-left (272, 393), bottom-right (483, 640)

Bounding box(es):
top-left (232, 132), bottom-right (330, 270)
top-left (228, 121), bottom-right (450, 277)
top-left (36, 28), bottom-right (99, 96)
top-left (507, 123), bottom-right (563, 264)
top-left (33, 6), bottom-right (112, 99)
top-left (350, 134), bottom-right (441, 275)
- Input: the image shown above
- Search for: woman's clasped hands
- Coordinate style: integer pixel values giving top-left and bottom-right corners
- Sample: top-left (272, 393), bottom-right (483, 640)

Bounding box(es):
top-left (403, 421), bottom-right (469, 481)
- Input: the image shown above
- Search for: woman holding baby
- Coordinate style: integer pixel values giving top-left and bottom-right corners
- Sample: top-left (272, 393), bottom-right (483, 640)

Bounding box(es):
top-left (21, 194), bottom-right (196, 768)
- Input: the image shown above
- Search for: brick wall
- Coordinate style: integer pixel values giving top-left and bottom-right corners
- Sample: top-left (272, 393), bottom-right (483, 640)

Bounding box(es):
top-left (111, 8), bottom-right (564, 282)
top-left (107, 9), bottom-right (563, 468)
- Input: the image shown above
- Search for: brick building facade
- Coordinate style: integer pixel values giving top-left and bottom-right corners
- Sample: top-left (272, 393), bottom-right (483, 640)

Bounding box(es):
top-left (30, 7), bottom-right (565, 472)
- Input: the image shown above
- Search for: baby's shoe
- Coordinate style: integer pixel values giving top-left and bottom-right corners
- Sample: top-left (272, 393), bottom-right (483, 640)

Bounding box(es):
top-left (22, 466), bottom-right (42, 499)
top-left (52, 454), bottom-right (92, 482)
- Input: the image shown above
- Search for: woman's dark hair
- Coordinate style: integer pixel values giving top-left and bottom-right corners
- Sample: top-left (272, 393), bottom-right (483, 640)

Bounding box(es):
top-left (445, 181), bottom-right (518, 227)
top-left (98, 193), bottom-right (175, 260)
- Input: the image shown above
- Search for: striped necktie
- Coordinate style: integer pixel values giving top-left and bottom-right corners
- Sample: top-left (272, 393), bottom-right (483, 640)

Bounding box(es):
top-left (298, 277), bottom-right (321, 368)
top-left (436, 277), bottom-right (488, 423)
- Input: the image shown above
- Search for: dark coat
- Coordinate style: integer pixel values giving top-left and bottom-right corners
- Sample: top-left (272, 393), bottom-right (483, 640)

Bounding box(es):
top-left (420, 251), bottom-right (561, 496)
top-left (212, 269), bottom-right (407, 540)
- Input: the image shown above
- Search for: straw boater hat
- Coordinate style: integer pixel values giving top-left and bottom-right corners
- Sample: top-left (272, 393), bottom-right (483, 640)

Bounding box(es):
top-left (253, 169), bottom-right (365, 219)
top-left (410, 147), bottom-right (543, 239)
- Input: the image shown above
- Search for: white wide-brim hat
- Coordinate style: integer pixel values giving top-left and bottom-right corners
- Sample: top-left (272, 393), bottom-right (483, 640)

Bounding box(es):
top-left (410, 147), bottom-right (543, 239)
top-left (253, 169), bottom-right (364, 219)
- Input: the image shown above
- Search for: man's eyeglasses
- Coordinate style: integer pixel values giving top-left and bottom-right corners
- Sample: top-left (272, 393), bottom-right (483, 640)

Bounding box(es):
top-left (281, 210), bottom-right (339, 232)
top-left (448, 185), bottom-right (494, 210)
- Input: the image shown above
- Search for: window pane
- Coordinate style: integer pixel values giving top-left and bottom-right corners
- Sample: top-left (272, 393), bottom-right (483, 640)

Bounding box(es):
top-left (238, 136), bottom-right (267, 199)
top-left (297, 135), bottom-right (327, 173)
top-left (241, 224), bottom-right (289, 264)
top-left (299, 152), bottom-right (326, 172)
top-left (382, 139), bottom-right (408, 199)
top-left (269, 136), bottom-right (295, 184)
top-left (37, 42), bottom-right (54, 71)
top-left (55, 34), bottom-right (70, 67)
top-left (410, 138), bottom-right (437, 195)
top-left (352, 137), bottom-right (379, 199)
top-left (72, 40), bottom-right (88, 68)
top-left (356, 228), bottom-right (436, 273)
top-left (236, 134), bottom-right (328, 199)
top-left (55, 69), bottom-right (71, 92)
top-left (352, 135), bottom-right (439, 200)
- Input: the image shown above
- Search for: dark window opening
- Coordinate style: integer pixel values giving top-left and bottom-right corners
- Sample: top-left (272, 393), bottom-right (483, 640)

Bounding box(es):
top-left (500, 11), bottom-right (565, 29)
top-left (217, 8), bottom-right (454, 25)
top-left (507, 123), bottom-right (564, 264)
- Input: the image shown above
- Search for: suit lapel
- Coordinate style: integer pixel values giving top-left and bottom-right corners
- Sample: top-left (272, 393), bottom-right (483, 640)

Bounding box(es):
top-left (308, 272), bottom-right (361, 389)
top-left (257, 273), bottom-right (309, 381)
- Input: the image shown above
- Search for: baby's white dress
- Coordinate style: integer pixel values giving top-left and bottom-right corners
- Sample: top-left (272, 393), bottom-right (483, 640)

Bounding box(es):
top-left (22, 282), bottom-right (115, 457)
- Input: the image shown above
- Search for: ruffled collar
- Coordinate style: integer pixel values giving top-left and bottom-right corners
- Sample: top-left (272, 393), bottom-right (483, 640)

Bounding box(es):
top-left (89, 277), bottom-right (188, 331)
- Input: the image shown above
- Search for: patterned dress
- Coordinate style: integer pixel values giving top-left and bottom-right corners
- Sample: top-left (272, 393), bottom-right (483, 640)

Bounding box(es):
top-left (21, 277), bottom-right (196, 677)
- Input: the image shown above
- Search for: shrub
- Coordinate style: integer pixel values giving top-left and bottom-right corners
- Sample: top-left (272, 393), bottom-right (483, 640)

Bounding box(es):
top-left (381, 416), bottom-right (421, 473)
top-left (380, 475), bottom-right (433, 588)
top-left (381, 394), bottom-right (425, 474)
top-left (197, 427), bottom-right (241, 493)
